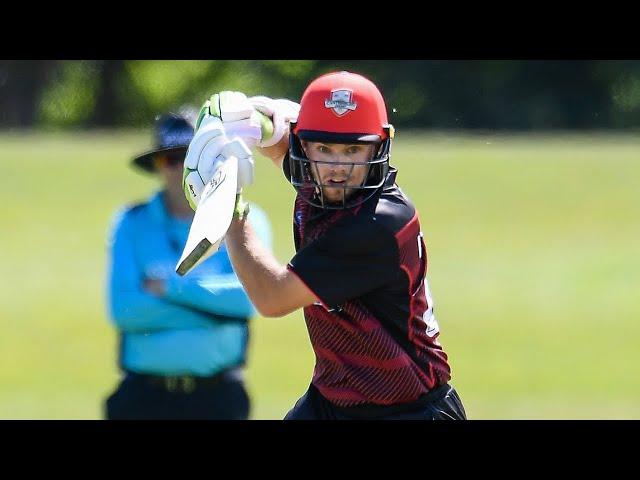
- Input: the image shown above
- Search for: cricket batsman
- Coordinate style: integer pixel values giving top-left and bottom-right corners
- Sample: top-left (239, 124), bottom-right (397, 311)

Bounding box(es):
top-left (184, 71), bottom-right (467, 419)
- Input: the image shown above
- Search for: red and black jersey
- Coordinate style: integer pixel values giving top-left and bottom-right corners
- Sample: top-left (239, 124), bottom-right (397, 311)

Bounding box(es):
top-left (287, 168), bottom-right (452, 408)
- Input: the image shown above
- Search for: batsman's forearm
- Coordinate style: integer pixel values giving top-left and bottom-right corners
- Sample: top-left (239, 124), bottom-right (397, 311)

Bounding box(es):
top-left (256, 130), bottom-right (289, 169)
top-left (225, 217), bottom-right (291, 317)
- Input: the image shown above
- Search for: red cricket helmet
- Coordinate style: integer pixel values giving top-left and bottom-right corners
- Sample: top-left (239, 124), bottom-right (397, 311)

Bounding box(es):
top-left (286, 71), bottom-right (395, 209)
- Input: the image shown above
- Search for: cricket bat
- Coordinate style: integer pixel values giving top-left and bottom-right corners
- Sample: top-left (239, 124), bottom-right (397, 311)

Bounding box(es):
top-left (175, 155), bottom-right (238, 276)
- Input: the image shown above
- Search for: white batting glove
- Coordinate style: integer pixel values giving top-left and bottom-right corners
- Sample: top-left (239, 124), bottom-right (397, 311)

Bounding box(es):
top-left (249, 96), bottom-right (300, 148)
top-left (205, 91), bottom-right (264, 149)
top-left (183, 112), bottom-right (254, 210)
top-left (200, 91), bottom-right (299, 149)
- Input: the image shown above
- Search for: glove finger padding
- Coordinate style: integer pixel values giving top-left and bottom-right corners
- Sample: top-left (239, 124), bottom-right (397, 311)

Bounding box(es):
top-left (197, 136), bottom-right (230, 182)
top-left (184, 115), bottom-right (224, 169)
top-left (215, 91), bottom-right (255, 122)
top-left (183, 113), bottom-right (241, 208)
top-left (248, 96), bottom-right (277, 116)
top-left (222, 137), bottom-right (255, 192)
top-left (211, 91), bottom-right (263, 149)
top-left (183, 133), bottom-right (255, 209)
top-left (223, 119), bottom-right (262, 149)
top-left (183, 167), bottom-right (204, 211)
top-left (249, 96), bottom-right (300, 148)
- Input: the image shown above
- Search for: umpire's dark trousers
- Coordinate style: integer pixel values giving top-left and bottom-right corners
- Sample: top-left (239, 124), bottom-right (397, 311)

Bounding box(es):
top-left (105, 368), bottom-right (250, 420)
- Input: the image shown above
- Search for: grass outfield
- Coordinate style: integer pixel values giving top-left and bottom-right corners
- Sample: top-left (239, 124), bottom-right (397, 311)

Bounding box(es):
top-left (1, 129), bottom-right (639, 419)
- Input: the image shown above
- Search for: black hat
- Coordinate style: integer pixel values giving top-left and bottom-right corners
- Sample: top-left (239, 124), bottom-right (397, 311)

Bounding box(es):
top-left (131, 113), bottom-right (195, 173)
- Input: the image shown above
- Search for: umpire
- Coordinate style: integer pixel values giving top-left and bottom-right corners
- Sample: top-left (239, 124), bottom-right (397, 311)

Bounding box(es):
top-left (104, 112), bottom-right (272, 419)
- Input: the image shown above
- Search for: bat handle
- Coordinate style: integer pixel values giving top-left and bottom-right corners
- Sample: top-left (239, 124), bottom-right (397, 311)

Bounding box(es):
top-left (251, 110), bottom-right (275, 145)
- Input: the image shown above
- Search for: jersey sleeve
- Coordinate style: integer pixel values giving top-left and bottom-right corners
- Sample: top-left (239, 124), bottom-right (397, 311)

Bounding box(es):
top-left (288, 217), bottom-right (398, 309)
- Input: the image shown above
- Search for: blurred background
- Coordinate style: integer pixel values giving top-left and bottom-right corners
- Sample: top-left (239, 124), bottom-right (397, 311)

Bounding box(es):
top-left (1, 60), bottom-right (639, 419)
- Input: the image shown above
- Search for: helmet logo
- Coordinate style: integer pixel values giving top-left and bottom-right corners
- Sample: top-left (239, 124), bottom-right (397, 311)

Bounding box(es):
top-left (324, 89), bottom-right (357, 116)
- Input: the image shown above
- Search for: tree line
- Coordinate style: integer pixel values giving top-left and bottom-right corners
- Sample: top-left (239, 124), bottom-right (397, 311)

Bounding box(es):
top-left (1, 60), bottom-right (638, 129)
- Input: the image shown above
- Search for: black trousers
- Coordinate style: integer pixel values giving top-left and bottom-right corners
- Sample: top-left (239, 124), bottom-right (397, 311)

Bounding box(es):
top-left (284, 383), bottom-right (467, 420)
top-left (105, 370), bottom-right (250, 420)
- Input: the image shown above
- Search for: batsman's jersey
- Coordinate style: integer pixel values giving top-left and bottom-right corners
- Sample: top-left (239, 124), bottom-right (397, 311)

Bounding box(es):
top-left (288, 168), bottom-right (451, 407)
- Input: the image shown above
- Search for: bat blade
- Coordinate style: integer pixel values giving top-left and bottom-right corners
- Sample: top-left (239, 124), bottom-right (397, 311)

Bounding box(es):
top-left (175, 156), bottom-right (238, 276)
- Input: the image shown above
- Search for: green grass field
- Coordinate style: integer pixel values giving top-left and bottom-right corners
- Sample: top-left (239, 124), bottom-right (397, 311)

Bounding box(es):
top-left (1, 129), bottom-right (639, 419)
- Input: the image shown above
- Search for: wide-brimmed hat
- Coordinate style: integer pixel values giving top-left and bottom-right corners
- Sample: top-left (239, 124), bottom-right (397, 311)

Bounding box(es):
top-left (131, 113), bottom-right (194, 173)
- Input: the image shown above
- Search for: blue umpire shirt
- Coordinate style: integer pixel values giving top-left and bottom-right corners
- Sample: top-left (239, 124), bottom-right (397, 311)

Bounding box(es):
top-left (106, 191), bottom-right (272, 377)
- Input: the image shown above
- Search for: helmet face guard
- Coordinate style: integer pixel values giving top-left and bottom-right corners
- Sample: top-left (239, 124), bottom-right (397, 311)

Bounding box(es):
top-left (284, 71), bottom-right (394, 210)
top-left (285, 125), bottom-right (392, 210)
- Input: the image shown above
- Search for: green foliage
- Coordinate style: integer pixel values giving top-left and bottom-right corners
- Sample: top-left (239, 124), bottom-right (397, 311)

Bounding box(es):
top-left (387, 81), bottom-right (427, 121)
top-left (38, 61), bottom-right (100, 127)
top-left (262, 60), bottom-right (316, 78)
top-left (24, 61), bottom-right (640, 129)
top-left (612, 74), bottom-right (640, 112)
top-left (126, 60), bottom-right (215, 111)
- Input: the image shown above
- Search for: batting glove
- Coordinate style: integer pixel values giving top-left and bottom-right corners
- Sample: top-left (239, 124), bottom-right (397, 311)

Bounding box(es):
top-left (248, 96), bottom-right (301, 148)
top-left (202, 91), bottom-right (275, 149)
top-left (183, 109), bottom-right (254, 210)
